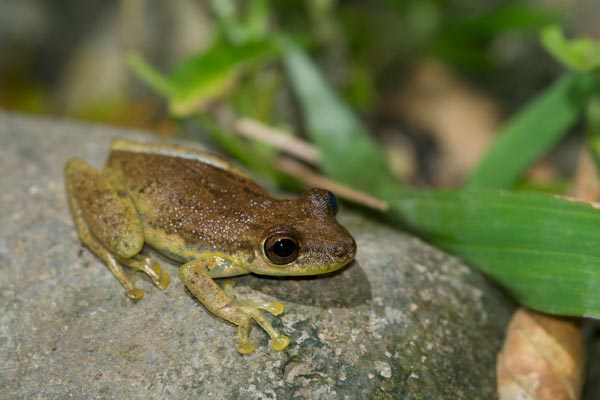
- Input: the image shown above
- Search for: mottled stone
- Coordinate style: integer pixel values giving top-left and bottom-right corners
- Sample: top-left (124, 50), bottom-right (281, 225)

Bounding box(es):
top-left (0, 112), bottom-right (513, 399)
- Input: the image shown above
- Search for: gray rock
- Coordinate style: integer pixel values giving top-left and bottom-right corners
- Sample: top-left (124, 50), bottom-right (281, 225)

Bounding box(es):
top-left (0, 112), bottom-right (513, 399)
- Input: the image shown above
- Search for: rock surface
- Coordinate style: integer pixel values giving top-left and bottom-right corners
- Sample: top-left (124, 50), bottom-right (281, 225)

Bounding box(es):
top-left (0, 112), bottom-right (513, 399)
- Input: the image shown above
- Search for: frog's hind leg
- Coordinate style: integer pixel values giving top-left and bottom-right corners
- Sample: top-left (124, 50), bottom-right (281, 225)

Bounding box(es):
top-left (65, 158), bottom-right (170, 299)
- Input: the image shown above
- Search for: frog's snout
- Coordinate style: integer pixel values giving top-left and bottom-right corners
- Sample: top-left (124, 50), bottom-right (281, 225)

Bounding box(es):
top-left (350, 237), bottom-right (357, 256)
top-left (348, 236), bottom-right (357, 259)
top-left (335, 236), bottom-right (357, 261)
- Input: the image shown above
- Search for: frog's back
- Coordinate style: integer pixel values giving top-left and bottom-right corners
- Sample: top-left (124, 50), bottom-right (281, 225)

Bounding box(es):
top-left (106, 150), bottom-right (275, 258)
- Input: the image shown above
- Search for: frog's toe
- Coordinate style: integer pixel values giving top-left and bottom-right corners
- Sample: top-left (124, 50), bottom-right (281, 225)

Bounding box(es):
top-left (119, 255), bottom-right (170, 290)
top-left (237, 342), bottom-right (255, 355)
top-left (146, 258), bottom-right (170, 289)
top-left (266, 301), bottom-right (285, 316)
top-left (271, 335), bottom-right (290, 352)
top-left (157, 271), bottom-right (171, 290)
top-left (254, 301), bottom-right (285, 316)
top-left (148, 259), bottom-right (161, 276)
top-left (126, 288), bottom-right (145, 300)
top-left (222, 280), bottom-right (237, 298)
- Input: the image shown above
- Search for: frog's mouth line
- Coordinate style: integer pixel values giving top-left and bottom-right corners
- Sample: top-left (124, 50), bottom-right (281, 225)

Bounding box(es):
top-left (259, 257), bottom-right (356, 277)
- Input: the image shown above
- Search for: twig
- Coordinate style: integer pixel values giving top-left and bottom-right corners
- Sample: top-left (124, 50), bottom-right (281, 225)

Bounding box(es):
top-left (275, 157), bottom-right (389, 212)
top-left (233, 116), bottom-right (388, 212)
top-left (234, 117), bottom-right (322, 165)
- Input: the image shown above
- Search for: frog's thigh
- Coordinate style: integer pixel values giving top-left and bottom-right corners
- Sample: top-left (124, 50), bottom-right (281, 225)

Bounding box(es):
top-left (65, 158), bottom-right (144, 258)
top-left (110, 138), bottom-right (248, 177)
top-left (65, 158), bottom-right (145, 299)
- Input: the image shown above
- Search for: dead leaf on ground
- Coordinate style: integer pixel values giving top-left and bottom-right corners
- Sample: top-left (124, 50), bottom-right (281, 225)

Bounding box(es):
top-left (496, 308), bottom-right (585, 400)
top-left (386, 59), bottom-right (500, 184)
top-left (570, 147), bottom-right (600, 202)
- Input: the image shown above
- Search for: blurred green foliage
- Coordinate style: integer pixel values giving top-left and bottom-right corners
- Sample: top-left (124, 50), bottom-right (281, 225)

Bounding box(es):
top-left (283, 32), bottom-right (600, 318)
top-left (130, 0), bottom-right (561, 118)
top-left (541, 25), bottom-right (600, 72)
top-left (130, 1), bottom-right (600, 318)
top-left (468, 71), bottom-right (600, 188)
top-left (128, 39), bottom-right (279, 116)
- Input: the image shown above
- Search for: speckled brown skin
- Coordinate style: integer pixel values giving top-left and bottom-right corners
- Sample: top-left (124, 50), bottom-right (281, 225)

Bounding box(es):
top-left (106, 149), bottom-right (355, 274)
top-left (65, 139), bottom-right (356, 354)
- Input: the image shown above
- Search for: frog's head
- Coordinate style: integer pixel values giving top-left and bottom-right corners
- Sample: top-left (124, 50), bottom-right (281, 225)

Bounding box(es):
top-left (251, 189), bottom-right (356, 276)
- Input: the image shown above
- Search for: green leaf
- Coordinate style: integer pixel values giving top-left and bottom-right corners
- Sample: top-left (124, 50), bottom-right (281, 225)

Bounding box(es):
top-left (129, 39), bottom-right (279, 116)
top-left (283, 42), bottom-right (398, 193)
top-left (541, 25), bottom-right (600, 72)
top-left (285, 41), bottom-right (600, 318)
top-left (127, 54), bottom-right (177, 97)
top-left (468, 71), bottom-right (600, 189)
top-left (388, 187), bottom-right (600, 317)
top-left (211, 0), bottom-right (270, 44)
top-left (244, 0), bottom-right (270, 41)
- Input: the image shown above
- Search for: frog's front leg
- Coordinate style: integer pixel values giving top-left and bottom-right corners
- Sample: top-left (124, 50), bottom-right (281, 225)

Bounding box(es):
top-left (179, 258), bottom-right (290, 355)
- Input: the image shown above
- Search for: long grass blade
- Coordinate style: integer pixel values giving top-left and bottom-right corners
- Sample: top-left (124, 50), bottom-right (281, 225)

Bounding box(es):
top-left (467, 72), bottom-right (599, 189)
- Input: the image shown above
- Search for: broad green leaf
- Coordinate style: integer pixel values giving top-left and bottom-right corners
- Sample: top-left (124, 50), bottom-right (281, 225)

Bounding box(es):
top-left (388, 188), bottom-right (600, 317)
top-left (283, 42), bottom-right (398, 193)
top-left (541, 25), bottom-right (600, 72)
top-left (468, 71), bottom-right (599, 189)
top-left (129, 39), bottom-right (279, 116)
top-left (285, 42), bottom-right (600, 317)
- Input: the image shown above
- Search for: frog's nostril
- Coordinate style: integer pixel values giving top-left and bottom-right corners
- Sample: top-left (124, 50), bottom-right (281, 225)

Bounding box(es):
top-left (333, 239), bottom-right (356, 258)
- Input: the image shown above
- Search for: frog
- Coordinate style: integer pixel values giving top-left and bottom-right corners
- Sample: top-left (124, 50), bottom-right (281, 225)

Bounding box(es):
top-left (64, 139), bottom-right (357, 355)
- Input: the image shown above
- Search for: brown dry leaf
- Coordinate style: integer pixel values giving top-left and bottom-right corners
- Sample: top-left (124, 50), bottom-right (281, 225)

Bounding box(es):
top-left (496, 308), bottom-right (585, 400)
top-left (388, 59), bottom-right (500, 184)
top-left (570, 147), bottom-right (600, 202)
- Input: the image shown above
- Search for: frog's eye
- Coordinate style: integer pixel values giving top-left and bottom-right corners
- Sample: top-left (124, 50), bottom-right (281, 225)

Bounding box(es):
top-left (326, 190), bottom-right (339, 215)
top-left (264, 235), bottom-right (299, 265)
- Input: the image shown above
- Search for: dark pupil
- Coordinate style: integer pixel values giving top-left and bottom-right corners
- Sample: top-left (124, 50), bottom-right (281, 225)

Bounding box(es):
top-left (273, 238), bottom-right (297, 258)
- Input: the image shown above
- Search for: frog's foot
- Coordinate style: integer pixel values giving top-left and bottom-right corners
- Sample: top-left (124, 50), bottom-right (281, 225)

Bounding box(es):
top-left (222, 297), bottom-right (290, 355)
top-left (119, 254), bottom-right (171, 290)
top-left (180, 260), bottom-right (290, 355)
top-left (222, 280), bottom-right (285, 315)
top-left (221, 281), bottom-right (289, 354)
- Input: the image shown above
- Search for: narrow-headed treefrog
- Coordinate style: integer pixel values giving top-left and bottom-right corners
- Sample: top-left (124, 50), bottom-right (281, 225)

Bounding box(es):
top-left (65, 139), bottom-right (356, 354)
